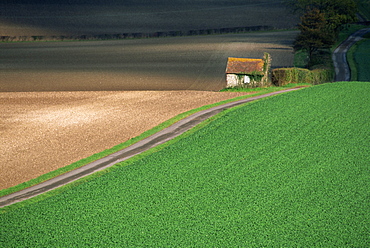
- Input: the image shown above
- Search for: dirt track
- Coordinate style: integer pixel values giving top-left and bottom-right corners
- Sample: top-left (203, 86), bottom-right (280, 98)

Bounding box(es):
top-left (0, 90), bottom-right (253, 190)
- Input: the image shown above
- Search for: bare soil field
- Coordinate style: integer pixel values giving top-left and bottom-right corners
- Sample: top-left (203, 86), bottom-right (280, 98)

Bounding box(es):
top-left (0, 0), bottom-right (298, 37)
top-left (0, 90), bottom-right (255, 190)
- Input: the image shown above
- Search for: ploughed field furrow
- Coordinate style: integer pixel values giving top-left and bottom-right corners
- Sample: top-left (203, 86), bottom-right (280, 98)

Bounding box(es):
top-left (0, 31), bottom-right (298, 91)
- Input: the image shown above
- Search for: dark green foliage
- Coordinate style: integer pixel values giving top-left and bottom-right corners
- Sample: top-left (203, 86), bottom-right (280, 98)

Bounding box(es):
top-left (294, 8), bottom-right (336, 65)
top-left (288, 0), bottom-right (358, 66)
top-left (1, 82), bottom-right (369, 246)
top-left (284, 0), bottom-right (358, 27)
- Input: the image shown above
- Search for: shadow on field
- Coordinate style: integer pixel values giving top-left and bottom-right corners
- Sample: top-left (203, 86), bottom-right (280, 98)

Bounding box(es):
top-left (0, 0), bottom-right (299, 91)
top-left (0, 31), bottom-right (298, 92)
top-left (0, 0), bottom-right (298, 37)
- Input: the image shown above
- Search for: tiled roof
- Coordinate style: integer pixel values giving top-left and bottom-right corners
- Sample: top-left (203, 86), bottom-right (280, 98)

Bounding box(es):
top-left (226, 57), bottom-right (264, 74)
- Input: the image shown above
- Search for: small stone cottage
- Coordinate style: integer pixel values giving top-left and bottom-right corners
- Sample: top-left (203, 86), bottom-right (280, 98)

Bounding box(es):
top-left (225, 53), bottom-right (271, 88)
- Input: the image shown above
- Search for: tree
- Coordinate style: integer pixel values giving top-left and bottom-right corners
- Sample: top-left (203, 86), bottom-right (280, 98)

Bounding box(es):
top-left (293, 8), bottom-right (336, 65)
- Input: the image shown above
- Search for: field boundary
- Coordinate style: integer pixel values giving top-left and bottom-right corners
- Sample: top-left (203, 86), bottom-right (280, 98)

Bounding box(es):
top-left (0, 25), bottom-right (274, 42)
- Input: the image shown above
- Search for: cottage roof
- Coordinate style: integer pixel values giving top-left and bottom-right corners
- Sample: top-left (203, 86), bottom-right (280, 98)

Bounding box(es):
top-left (226, 57), bottom-right (264, 75)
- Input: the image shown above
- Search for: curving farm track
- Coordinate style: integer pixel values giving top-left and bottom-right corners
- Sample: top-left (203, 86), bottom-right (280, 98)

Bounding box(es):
top-left (333, 28), bottom-right (370, 81)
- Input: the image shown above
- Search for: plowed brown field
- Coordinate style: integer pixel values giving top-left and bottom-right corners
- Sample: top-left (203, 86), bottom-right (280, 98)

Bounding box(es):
top-left (1, 91), bottom-right (255, 190)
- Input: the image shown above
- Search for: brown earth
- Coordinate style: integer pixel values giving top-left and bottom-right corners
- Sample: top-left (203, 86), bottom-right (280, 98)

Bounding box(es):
top-left (0, 90), bottom-right (253, 190)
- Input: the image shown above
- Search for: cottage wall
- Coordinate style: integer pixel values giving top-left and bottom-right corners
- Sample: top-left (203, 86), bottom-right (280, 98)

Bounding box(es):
top-left (226, 74), bottom-right (254, 88)
top-left (226, 74), bottom-right (240, 87)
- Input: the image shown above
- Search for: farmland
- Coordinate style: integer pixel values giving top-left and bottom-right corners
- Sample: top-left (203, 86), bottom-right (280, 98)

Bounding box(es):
top-left (0, 0), bottom-right (299, 92)
top-left (0, 0), bottom-right (300, 189)
top-left (0, 31), bottom-right (298, 92)
top-left (0, 90), bottom-right (254, 190)
top-left (1, 82), bottom-right (369, 246)
top-left (0, 0), bottom-right (298, 37)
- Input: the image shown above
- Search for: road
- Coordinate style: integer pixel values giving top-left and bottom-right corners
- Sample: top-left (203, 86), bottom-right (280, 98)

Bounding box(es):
top-left (332, 28), bottom-right (370, 81)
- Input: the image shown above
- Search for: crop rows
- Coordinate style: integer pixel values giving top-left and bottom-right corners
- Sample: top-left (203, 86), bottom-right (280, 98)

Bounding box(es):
top-left (1, 82), bottom-right (369, 246)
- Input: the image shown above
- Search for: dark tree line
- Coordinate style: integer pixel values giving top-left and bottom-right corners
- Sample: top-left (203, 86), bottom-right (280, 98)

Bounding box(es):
top-left (285, 0), bottom-right (358, 66)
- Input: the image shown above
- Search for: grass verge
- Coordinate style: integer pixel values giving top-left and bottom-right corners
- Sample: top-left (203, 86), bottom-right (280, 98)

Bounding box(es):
top-left (347, 31), bottom-right (370, 81)
top-left (1, 82), bottom-right (368, 246)
top-left (347, 41), bottom-right (359, 81)
top-left (0, 84), bottom-right (308, 198)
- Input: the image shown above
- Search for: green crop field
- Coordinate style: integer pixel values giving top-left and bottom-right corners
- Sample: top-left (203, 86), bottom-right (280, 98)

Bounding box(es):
top-left (354, 37), bottom-right (370, 81)
top-left (1, 82), bottom-right (369, 247)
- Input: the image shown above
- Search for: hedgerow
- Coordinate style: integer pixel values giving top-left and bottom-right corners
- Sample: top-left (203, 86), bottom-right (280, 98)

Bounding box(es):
top-left (1, 82), bottom-right (369, 247)
top-left (271, 67), bottom-right (333, 86)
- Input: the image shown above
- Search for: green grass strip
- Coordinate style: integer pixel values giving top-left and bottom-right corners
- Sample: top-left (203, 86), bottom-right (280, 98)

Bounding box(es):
top-left (0, 84), bottom-right (308, 198)
top-left (1, 82), bottom-right (369, 246)
top-left (347, 40), bottom-right (359, 81)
